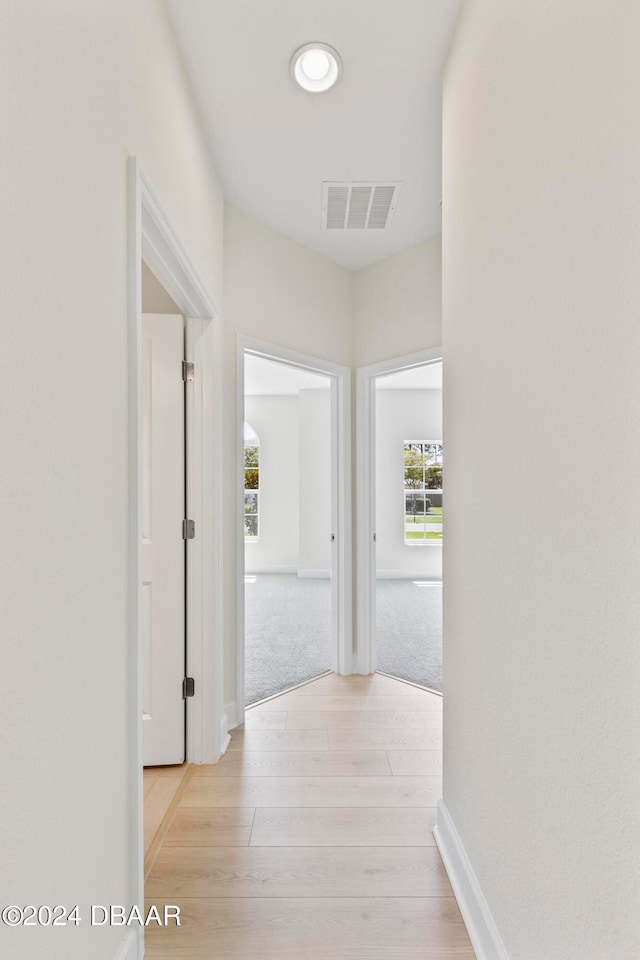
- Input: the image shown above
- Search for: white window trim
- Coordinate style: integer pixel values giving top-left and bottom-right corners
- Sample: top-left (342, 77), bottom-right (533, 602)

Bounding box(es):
top-left (244, 441), bottom-right (260, 541)
top-left (244, 491), bottom-right (260, 541)
top-left (403, 442), bottom-right (443, 546)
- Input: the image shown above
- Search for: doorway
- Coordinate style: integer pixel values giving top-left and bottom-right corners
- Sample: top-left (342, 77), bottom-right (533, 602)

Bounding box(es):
top-left (139, 268), bottom-right (192, 872)
top-left (141, 303), bottom-right (187, 766)
top-left (374, 362), bottom-right (443, 690)
top-left (236, 338), bottom-right (352, 722)
top-left (356, 348), bottom-right (443, 686)
top-left (243, 354), bottom-right (333, 704)
top-left (128, 158), bottom-right (224, 945)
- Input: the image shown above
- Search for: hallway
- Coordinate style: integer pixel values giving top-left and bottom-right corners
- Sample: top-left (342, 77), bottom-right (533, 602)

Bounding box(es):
top-left (144, 672), bottom-right (474, 959)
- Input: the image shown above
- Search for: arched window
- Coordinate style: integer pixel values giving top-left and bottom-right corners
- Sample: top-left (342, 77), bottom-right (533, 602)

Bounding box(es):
top-left (244, 422), bottom-right (260, 539)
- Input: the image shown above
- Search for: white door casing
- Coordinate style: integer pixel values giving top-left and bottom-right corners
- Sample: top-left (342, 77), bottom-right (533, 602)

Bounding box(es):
top-left (141, 313), bottom-right (185, 766)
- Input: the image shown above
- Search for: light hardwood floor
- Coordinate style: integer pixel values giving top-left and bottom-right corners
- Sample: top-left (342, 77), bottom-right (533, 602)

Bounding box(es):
top-left (143, 764), bottom-right (189, 856)
top-left (144, 672), bottom-right (476, 959)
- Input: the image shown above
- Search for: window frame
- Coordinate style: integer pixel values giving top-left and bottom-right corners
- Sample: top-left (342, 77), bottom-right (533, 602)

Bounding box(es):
top-left (244, 436), bottom-right (260, 541)
top-left (403, 441), bottom-right (443, 546)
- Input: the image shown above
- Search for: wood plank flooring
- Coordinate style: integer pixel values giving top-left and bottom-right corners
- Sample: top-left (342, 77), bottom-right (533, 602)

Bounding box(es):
top-left (143, 764), bottom-right (189, 855)
top-left (144, 672), bottom-right (476, 960)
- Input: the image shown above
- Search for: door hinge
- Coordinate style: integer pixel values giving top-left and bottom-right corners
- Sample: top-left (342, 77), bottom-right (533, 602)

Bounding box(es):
top-left (182, 360), bottom-right (194, 383)
top-left (182, 518), bottom-right (195, 540)
top-left (182, 677), bottom-right (195, 699)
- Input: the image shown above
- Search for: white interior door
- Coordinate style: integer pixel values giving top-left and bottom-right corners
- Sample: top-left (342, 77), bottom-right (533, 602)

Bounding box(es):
top-left (142, 313), bottom-right (185, 766)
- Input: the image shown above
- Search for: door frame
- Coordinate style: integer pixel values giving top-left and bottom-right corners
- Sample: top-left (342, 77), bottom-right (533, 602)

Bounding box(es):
top-left (235, 336), bottom-right (353, 726)
top-left (355, 347), bottom-right (443, 674)
top-left (127, 158), bottom-right (225, 931)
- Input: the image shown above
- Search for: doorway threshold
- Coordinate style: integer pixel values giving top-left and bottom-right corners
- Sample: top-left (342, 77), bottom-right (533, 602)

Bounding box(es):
top-left (375, 669), bottom-right (443, 698)
top-left (246, 670), bottom-right (334, 710)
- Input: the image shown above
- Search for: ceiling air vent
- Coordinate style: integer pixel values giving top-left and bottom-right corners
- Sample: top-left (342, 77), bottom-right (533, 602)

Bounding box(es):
top-left (322, 182), bottom-right (401, 231)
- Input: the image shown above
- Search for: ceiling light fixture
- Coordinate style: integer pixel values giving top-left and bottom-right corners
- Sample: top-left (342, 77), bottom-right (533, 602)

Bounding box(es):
top-left (290, 42), bottom-right (342, 93)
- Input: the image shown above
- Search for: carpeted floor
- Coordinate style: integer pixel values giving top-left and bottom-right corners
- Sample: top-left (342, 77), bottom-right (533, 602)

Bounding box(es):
top-left (376, 579), bottom-right (442, 692)
top-left (244, 574), bottom-right (332, 705)
top-left (244, 574), bottom-right (443, 703)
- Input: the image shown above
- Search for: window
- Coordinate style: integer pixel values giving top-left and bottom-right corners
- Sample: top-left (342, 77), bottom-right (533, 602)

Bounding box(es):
top-left (404, 442), bottom-right (443, 543)
top-left (244, 422), bottom-right (260, 539)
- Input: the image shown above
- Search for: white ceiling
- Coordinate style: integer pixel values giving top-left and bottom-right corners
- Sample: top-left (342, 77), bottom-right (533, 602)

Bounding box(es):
top-left (165, 0), bottom-right (462, 271)
top-left (376, 362), bottom-right (442, 390)
top-left (245, 354), bottom-right (330, 396)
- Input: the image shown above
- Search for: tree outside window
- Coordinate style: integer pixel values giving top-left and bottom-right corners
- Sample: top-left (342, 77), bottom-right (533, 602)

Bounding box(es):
top-left (244, 423), bottom-right (260, 539)
top-left (404, 442), bottom-right (443, 542)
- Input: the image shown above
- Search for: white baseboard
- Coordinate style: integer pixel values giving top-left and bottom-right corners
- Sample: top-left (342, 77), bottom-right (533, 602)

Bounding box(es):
top-left (350, 646), bottom-right (374, 675)
top-left (114, 930), bottom-right (140, 960)
top-left (219, 715), bottom-right (231, 755)
top-left (376, 571), bottom-right (443, 580)
top-left (245, 567), bottom-right (332, 579)
top-left (434, 801), bottom-right (509, 960)
top-left (224, 700), bottom-right (238, 730)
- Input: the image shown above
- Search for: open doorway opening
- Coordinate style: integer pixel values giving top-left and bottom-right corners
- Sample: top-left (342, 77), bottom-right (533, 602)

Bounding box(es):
top-left (356, 348), bottom-right (442, 686)
top-left (374, 361), bottom-right (443, 691)
top-left (236, 339), bottom-right (352, 719)
top-left (140, 263), bottom-right (190, 859)
top-left (129, 161), bottom-right (223, 954)
top-left (243, 353), bottom-right (334, 704)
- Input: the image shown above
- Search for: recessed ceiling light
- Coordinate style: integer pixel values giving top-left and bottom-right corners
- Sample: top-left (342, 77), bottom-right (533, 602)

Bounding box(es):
top-left (290, 42), bottom-right (342, 93)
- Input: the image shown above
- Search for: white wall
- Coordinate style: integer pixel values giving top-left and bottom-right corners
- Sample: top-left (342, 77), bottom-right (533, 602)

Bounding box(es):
top-left (443, 3), bottom-right (640, 959)
top-left (226, 208), bottom-right (445, 706)
top-left (298, 390), bottom-right (332, 576)
top-left (244, 396), bottom-right (299, 573)
top-left (375, 389), bottom-right (442, 579)
top-left (141, 261), bottom-right (181, 313)
top-left (0, 4), bottom-right (223, 959)
top-left (225, 205), bottom-right (353, 367)
top-left (354, 236), bottom-right (442, 367)
top-left (224, 204), bottom-right (353, 703)
top-left (244, 390), bottom-right (332, 578)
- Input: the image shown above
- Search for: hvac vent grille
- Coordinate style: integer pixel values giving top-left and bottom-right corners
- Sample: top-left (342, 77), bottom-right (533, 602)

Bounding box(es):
top-left (322, 182), bottom-right (401, 231)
